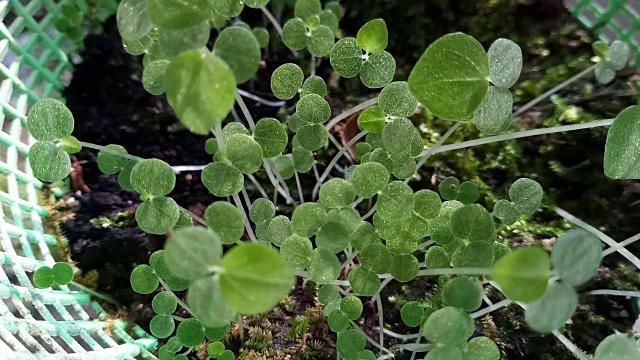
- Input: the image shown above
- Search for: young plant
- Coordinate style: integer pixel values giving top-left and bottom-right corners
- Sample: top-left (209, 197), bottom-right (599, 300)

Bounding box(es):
top-left (26, 0), bottom-right (640, 359)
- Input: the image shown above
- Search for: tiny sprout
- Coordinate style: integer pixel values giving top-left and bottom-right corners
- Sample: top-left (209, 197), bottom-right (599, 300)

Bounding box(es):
top-left (34, 262), bottom-right (74, 288)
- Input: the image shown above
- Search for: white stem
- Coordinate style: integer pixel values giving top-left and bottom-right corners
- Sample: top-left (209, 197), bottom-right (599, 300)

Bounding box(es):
top-left (552, 330), bottom-right (588, 360)
top-left (361, 204), bottom-right (377, 221)
top-left (310, 55), bottom-right (317, 76)
top-left (328, 132), bottom-right (354, 164)
top-left (265, 159), bottom-right (295, 205)
top-left (171, 165), bottom-right (206, 173)
top-left (232, 193), bottom-right (257, 242)
top-left (237, 89), bottom-right (286, 107)
top-left (383, 328), bottom-right (419, 340)
top-left (260, 6), bottom-right (298, 57)
top-left (349, 320), bottom-right (393, 355)
top-left (294, 172), bottom-right (305, 204)
top-left (413, 122), bottom-right (462, 173)
top-left (246, 174), bottom-right (270, 199)
top-left (235, 92), bottom-right (257, 131)
top-left (325, 97), bottom-right (379, 130)
top-left (586, 289), bottom-right (640, 297)
top-left (471, 298), bottom-right (512, 319)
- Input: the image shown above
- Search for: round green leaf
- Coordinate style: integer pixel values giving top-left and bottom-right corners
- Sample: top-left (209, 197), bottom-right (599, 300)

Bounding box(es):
top-left (214, 26), bottom-right (261, 84)
top-left (117, 160), bottom-right (135, 192)
top-left (297, 124), bottom-right (328, 151)
top-left (253, 27), bottom-right (270, 48)
top-left (379, 82), bottom-right (417, 118)
top-left (158, 344), bottom-right (175, 360)
top-left (391, 154), bottom-right (416, 179)
top-left (452, 241), bottom-right (494, 268)
top-left (358, 106), bottom-right (386, 133)
top-left (254, 118), bottom-right (288, 158)
top-left (390, 254), bottom-right (419, 282)
top-left (223, 122), bottom-right (249, 138)
top-left (205, 323), bottom-right (231, 341)
top-left (368, 149), bottom-right (393, 172)
top-left (355, 142), bottom-right (372, 159)
top-left (297, 94), bottom-right (331, 124)
top-left (294, 0), bottom-right (321, 20)
top-left (337, 329), bottom-right (366, 359)
top-left (293, 147), bottom-right (314, 173)
top-left (176, 318), bottom-right (204, 347)
top-left (165, 227), bottom-right (222, 280)
top-left (609, 40), bottom-right (630, 71)
top-left (60, 135), bottom-right (81, 154)
top-left (350, 221), bottom-right (381, 251)
top-left (340, 296), bottom-right (363, 320)
top-left (450, 204), bottom-right (495, 242)
top-left (493, 242), bottom-right (511, 263)
top-left (442, 277), bottom-right (483, 311)
top-left (595, 61), bottom-right (616, 84)
top-left (202, 162), bottom-right (244, 197)
top-left (474, 86), bottom-right (513, 135)
top-left (319, 10), bottom-right (338, 34)
top-left (281, 234), bottom-right (313, 270)
top-left (150, 314), bottom-right (175, 339)
top-left (143, 59), bottom-right (170, 95)
top-left (122, 27), bottom-right (157, 56)
top-left (130, 264), bottom-right (159, 294)
top-left (414, 190), bottom-right (441, 220)
top-left (493, 199), bottom-right (518, 225)
top-left (328, 310), bottom-right (350, 332)
top-left (220, 243), bottom-right (295, 314)
top-left (165, 276), bottom-right (190, 291)
top-left (401, 301), bottom-right (424, 327)
top-left (149, 250), bottom-right (172, 279)
top-left (348, 266), bottom-right (379, 296)
top-left (249, 198), bottom-right (275, 223)
top-left (274, 154), bottom-right (294, 178)
top-left (27, 98), bottom-right (74, 141)
top-left (429, 200), bottom-right (464, 245)
top-left (360, 51), bottom-right (396, 89)
top-left (117, 0), bottom-right (153, 42)
top-left (422, 306), bottom-right (474, 347)
top-left (226, 134), bottom-right (263, 174)
top-left (356, 19), bottom-right (388, 53)
top-left (408, 33), bottom-right (489, 120)
top-left (255, 219), bottom-right (270, 242)
top-left (34, 266), bottom-right (55, 288)
top-left (96, 144), bottom-right (128, 175)
top-left (272, 63), bottom-right (304, 100)
top-left (308, 248), bottom-right (340, 284)
top-left (291, 202), bottom-right (327, 237)
top-left (315, 221), bottom-right (350, 253)
top-left (208, 342), bottom-right (225, 358)
top-left (307, 25), bottom-right (335, 57)
top-left (166, 51), bottom-right (236, 135)
top-left (267, 215), bottom-right (293, 246)
top-left (492, 246), bottom-right (550, 302)
top-left (188, 276), bottom-right (236, 328)
top-left (319, 178), bottom-right (355, 208)
top-left (148, 0), bottom-right (211, 30)
top-left (425, 246), bottom-right (450, 269)
top-left (426, 345), bottom-right (464, 360)
top-left (145, 22), bottom-right (210, 63)
top-left (550, 229), bottom-right (602, 287)
top-left (282, 18), bottom-right (309, 50)
top-left (377, 181), bottom-right (414, 221)
top-left (360, 243), bottom-right (392, 274)
top-left (166, 337), bottom-right (182, 353)
top-left (382, 117), bottom-right (414, 154)
top-left (136, 196), bottom-right (180, 235)
top-left (595, 334), bottom-right (640, 360)
top-left (301, 75), bottom-right (328, 97)
top-left (211, 0), bottom-right (243, 17)
top-left (52, 262), bottom-right (73, 285)
top-left (29, 142), bottom-right (71, 183)
top-left (153, 291), bottom-right (178, 315)
top-left (509, 178), bottom-right (543, 215)
top-left (487, 38), bottom-right (522, 88)
top-left (464, 336), bottom-right (500, 360)
top-left (330, 37), bottom-right (363, 78)
top-left (318, 284), bottom-right (341, 305)
top-left (439, 176), bottom-right (460, 201)
top-left (525, 281), bottom-right (578, 333)
top-left (604, 105), bottom-right (640, 179)
top-left (205, 201), bottom-right (244, 245)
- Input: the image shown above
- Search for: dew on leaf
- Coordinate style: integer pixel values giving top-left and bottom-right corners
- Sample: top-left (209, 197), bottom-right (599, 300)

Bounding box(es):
top-left (272, 63), bottom-right (304, 100)
top-left (509, 178), bottom-right (543, 215)
top-left (27, 98), bottom-right (74, 141)
top-left (202, 162), bottom-right (244, 197)
top-left (378, 82), bottom-right (418, 118)
top-left (360, 51), bottom-right (396, 89)
top-left (330, 37), bottom-right (362, 78)
top-left (487, 38), bottom-right (522, 88)
top-left (474, 86), bottom-right (513, 135)
top-left (360, 243), bottom-right (392, 274)
top-left (309, 248), bottom-right (341, 284)
top-left (296, 123), bottom-right (328, 151)
top-left (356, 19), bottom-right (388, 53)
top-left (348, 266), bottom-right (379, 296)
top-left (205, 201), bottom-right (245, 245)
top-left (136, 196), bottom-right (180, 235)
top-left (281, 234), bottom-right (313, 270)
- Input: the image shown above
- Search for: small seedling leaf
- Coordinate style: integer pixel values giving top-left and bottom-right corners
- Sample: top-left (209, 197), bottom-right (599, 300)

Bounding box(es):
top-left (281, 234), bottom-right (313, 270)
top-left (550, 229), bottom-right (602, 287)
top-left (267, 215), bottom-right (293, 246)
top-left (27, 98), bottom-right (74, 141)
top-left (525, 281), bottom-right (578, 333)
top-left (487, 38), bottom-right (522, 88)
top-left (357, 19), bottom-right (388, 53)
top-left (297, 94), bottom-right (331, 124)
top-left (34, 266), bottom-right (55, 288)
top-left (422, 306), bottom-right (474, 347)
top-left (509, 178), bottom-right (543, 215)
top-left (358, 106), bottom-right (386, 133)
top-left (450, 204), bottom-right (495, 242)
top-left (442, 276), bottom-right (483, 311)
top-left (148, 0), bottom-right (211, 30)
top-left (136, 196), bottom-right (180, 235)
top-left (205, 201), bottom-right (245, 245)
top-left (282, 18), bottom-right (309, 50)
top-left (330, 37), bottom-right (363, 78)
top-left (150, 314), bottom-right (175, 339)
top-left (360, 243), bottom-right (392, 274)
top-left (202, 162), bottom-right (244, 197)
top-left (249, 198), bottom-right (275, 223)
top-left (348, 266), bottom-right (379, 296)
top-left (474, 86), bottom-right (513, 135)
top-left (164, 227), bottom-right (222, 280)
top-left (188, 276), bottom-right (236, 328)
top-left (297, 124), bottom-right (328, 151)
top-left (464, 336), bottom-right (500, 360)
top-left (152, 291), bottom-right (178, 315)
top-left (254, 118), bottom-right (288, 158)
top-left (130, 264), bottom-right (159, 294)
top-left (272, 63), bottom-right (304, 100)
top-left (176, 318), bottom-right (204, 347)
top-left (29, 142), bottom-right (71, 183)
top-left (604, 105), bottom-right (640, 179)
top-left (425, 246), bottom-right (450, 269)
top-left (360, 52), bottom-right (396, 89)
top-left (390, 254), bottom-right (420, 282)
top-left (377, 181), bottom-right (414, 221)
top-left (379, 82), bottom-right (417, 118)
top-left (52, 262), bottom-right (73, 285)
top-left (307, 25), bottom-right (335, 57)
top-left (492, 246), bottom-right (550, 302)
top-left (291, 202), bottom-right (327, 237)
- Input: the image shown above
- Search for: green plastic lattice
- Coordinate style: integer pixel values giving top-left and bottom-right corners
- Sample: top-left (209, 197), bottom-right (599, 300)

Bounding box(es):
top-left (0, 0), bottom-right (157, 358)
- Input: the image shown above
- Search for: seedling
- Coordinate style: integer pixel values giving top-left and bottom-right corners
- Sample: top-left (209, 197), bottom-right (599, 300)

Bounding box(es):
top-left (26, 0), bottom-right (640, 359)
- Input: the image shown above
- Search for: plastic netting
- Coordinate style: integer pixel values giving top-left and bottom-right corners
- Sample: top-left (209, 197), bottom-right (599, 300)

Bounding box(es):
top-left (0, 0), bottom-right (156, 358)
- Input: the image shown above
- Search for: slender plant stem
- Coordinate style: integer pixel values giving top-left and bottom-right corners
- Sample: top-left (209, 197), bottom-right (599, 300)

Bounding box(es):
top-left (241, 187), bottom-right (254, 213)
top-left (409, 333), bottom-right (422, 360)
top-left (235, 92), bottom-right (257, 131)
top-left (312, 131), bottom-right (369, 199)
top-left (328, 132), bottom-right (354, 164)
top-left (68, 281), bottom-right (120, 306)
top-left (260, 6), bottom-right (298, 57)
top-left (325, 97), bottom-right (379, 130)
top-left (237, 89), bottom-right (285, 107)
top-left (471, 298), bottom-right (512, 319)
top-left (213, 123), bottom-right (226, 153)
top-left (232, 193), bottom-right (257, 242)
top-left (383, 328), bottom-right (420, 340)
top-left (340, 251), bottom-right (359, 271)
top-left (310, 55), bottom-right (316, 76)
top-left (265, 159), bottom-right (295, 204)
top-left (513, 64), bottom-right (597, 117)
top-left (585, 289), bottom-right (640, 297)
top-left (552, 330), bottom-right (588, 360)
top-left (78, 142), bottom-right (143, 162)
top-left (246, 174), bottom-right (269, 199)
top-left (312, 162), bottom-right (321, 183)
top-left (294, 172), bottom-right (304, 204)
top-left (349, 320), bottom-right (393, 355)
top-left (159, 278), bottom-right (193, 315)
top-left (413, 122), bottom-right (462, 173)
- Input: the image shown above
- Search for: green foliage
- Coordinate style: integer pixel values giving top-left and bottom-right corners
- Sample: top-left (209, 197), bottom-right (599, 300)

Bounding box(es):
top-left (357, 19), bottom-right (388, 54)
top-left (487, 38), bottom-right (522, 88)
top-left (202, 162), bottom-right (244, 196)
top-left (27, 98), bottom-right (74, 141)
top-left (442, 277), bottom-right (483, 311)
top-left (604, 105), bottom-right (640, 179)
top-left (524, 281), bottom-right (578, 333)
top-left (176, 318), bottom-right (205, 346)
top-left (254, 118), bottom-right (288, 157)
top-left (150, 314), bottom-right (175, 338)
top-left (214, 26), bottom-right (261, 84)
top-left (594, 334), bottom-right (640, 360)
top-left (205, 201), bottom-right (245, 244)
top-left (29, 142), bottom-right (71, 183)
top-left (165, 227), bottom-right (222, 280)
top-left (130, 264), bottom-right (159, 294)
top-left (401, 301), bottom-right (424, 327)
top-left (422, 306), bottom-right (473, 347)
top-left (492, 247), bottom-right (550, 302)
top-left (550, 229), bottom-right (602, 287)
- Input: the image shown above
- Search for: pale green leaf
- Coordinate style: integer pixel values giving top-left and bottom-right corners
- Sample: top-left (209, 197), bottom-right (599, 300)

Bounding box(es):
top-left (356, 19), bottom-right (388, 53)
top-left (474, 86), bottom-right (513, 135)
top-left (27, 99), bottom-right (74, 141)
top-left (487, 38), bottom-right (522, 88)
top-left (604, 105), bottom-right (640, 179)
top-left (492, 246), bottom-right (550, 302)
top-left (29, 142), bottom-right (71, 183)
top-left (550, 229), bottom-right (602, 287)
top-left (360, 51), bottom-right (396, 89)
top-left (148, 0), bottom-right (211, 30)
top-left (136, 196), bottom-right (180, 234)
top-left (330, 37), bottom-right (363, 78)
top-left (164, 227), bottom-right (222, 280)
top-left (271, 63), bottom-right (304, 100)
top-left (205, 201), bottom-right (245, 245)
top-left (131, 158), bottom-right (176, 196)
top-left (188, 276), bottom-right (236, 328)
top-left (525, 281), bottom-right (578, 333)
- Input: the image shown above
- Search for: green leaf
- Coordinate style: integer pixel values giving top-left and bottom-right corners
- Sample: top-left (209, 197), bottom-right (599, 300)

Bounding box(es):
top-left (318, 285), bottom-right (341, 305)
top-left (525, 281), bottom-right (578, 333)
top-left (389, 254), bottom-right (419, 282)
top-left (595, 61), bottom-right (616, 84)
top-left (202, 162), bottom-right (244, 196)
top-left (295, 0), bottom-right (321, 20)
top-left (422, 306), bottom-right (473, 347)
top-left (414, 190), bottom-right (442, 220)
top-left (360, 52), bottom-right (396, 89)
top-left (52, 262), bottom-right (73, 285)
top-left (29, 142), bottom-right (71, 183)
top-left (442, 276), bottom-right (483, 311)
top-left (319, 10), bottom-right (338, 34)
top-left (281, 235), bottom-right (313, 269)
top-left (358, 106), bottom-right (386, 133)
top-left (254, 118), bottom-right (288, 158)
top-left (293, 147), bottom-right (314, 173)
top-left (220, 243), bottom-right (295, 314)
top-left (165, 276), bottom-right (190, 291)
top-left (218, 350), bottom-right (234, 360)
top-left (297, 94), bottom-right (331, 124)
top-left (188, 276), bottom-right (236, 328)
top-left (464, 337), bottom-right (500, 360)
top-left (131, 159), bottom-right (176, 196)
top-left (166, 337), bottom-right (182, 353)
top-left (357, 19), bottom-right (388, 53)
top-left (136, 196), bottom-right (180, 234)
top-left (493, 199), bottom-right (518, 225)
top-left (267, 215), bottom-right (293, 246)
top-left (509, 178), bottom-right (543, 214)
top-left (27, 98), bottom-right (74, 141)
top-left (253, 27), bottom-right (270, 48)
top-left (214, 26), bottom-right (261, 84)
top-left (450, 204), bottom-right (495, 242)
top-left (123, 28), bottom-right (157, 56)
top-left (148, 0), bottom-right (211, 29)
top-left (158, 344), bottom-right (175, 360)
top-left (143, 59), bottom-right (170, 95)
top-left (492, 246), bottom-right (550, 302)
top-left (360, 243), bottom-right (392, 274)
top-left (226, 134), bottom-right (263, 174)
top-left (425, 345), bottom-right (464, 360)
top-left (211, 0), bottom-right (244, 17)
top-left (377, 181), bottom-right (414, 221)
top-left (439, 176), bottom-right (460, 200)
top-left (408, 33), bottom-right (489, 120)
top-left (330, 37), bottom-right (363, 78)
top-left (130, 264), bottom-right (159, 294)
top-left (550, 229), bottom-right (602, 287)
top-left (316, 221), bottom-right (350, 253)
top-left (282, 18), bottom-right (309, 50)
top-left (350, 221), bottom-right (381, 251)
top-left (592, 41), bottom-right (609, 60)
top-left (223, 122), bottom-right (249, 138)
top-left (348, 266), bottom-right (379, 296)
top-left (452, 241), bottom-right (494, 268)
top-left (425, 246), bottom-right (450, 269)
top-left (308, 25), bottom-right (335, 57)
top-left (153, 291), bottom-right (178, 315)
top-left (337, 329), bottom-right (366, 359)
top-left (149, 250), bottom-right (172, 279)
top-left (146, 22), bottom-right (210, 63)
top-left (297, 124), bottom-right (328, 151)
top-left (487, 38), bottom-right (522, 88)
top-left (474, 86), bottom-right (513, 135)
top-left (97, 144), bottom-right (128, 175)
top-left (301, 76), bottom-right (328, 97)
top-left (355, 143), bottom-right (372, 159)
top-left (390, 154), bottom-right (415, 179)
top-left (34, 266), bottom-right (55, 288)
top-left (328, 310), bottom-right (350, 332)
top-left (271, 63), bottom-right (304, 100)
top-left (401, 301), bottom-right (424, 327)
top-left (274, 154), bottom-right (295, 180)
top-left (60, 135), bottom-right (81, 154)
top-left (205, 201), bottom-right (244, 245)
top-left (379, 82), bottom-right (417, 118)
top-left (604, 105), bottom-right (640, 179)
top-left (609, 40), bottom-right (630, 70)
top-left (150, 314), bottom-right (175, 339)
top-left (166, 51), bottom-right (236, 135)
top-left (165, 228), bottom-right (222, 280)
top-left (205, 323), bottom-right (231, 341)
top-left (382, 118), bottom-right (415, 156)
top-left (176, 318), bottom-right (204, 347)
top-left (208, 342), bottom-right (225, 357)
top-left (319, 178), bottom-right (355, 208)
top-left (249, 198), bottom-right (275, 223)
top-left (291, 202), bottom-right (327, 237)
top-left (340, 296), bottom-right (363, 320)
top-left (289, 113), bottom-right (308, 133)
top-left (429, 200), bottom-right (464, 245)
top-left (595, 334), bottom-right (640, 360)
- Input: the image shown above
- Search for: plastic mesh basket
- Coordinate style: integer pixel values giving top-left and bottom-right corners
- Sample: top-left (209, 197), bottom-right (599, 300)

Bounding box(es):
top-left (0, 0), bottom-right (156, 358)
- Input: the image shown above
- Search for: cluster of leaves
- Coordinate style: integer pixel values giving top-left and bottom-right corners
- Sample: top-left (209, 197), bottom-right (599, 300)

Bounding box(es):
top-left (25, 0), bottom-right (640, 358)
top-left (54, 1), bottom-right (118, 47)
top-left (33, 262), bottom-right (74, 288)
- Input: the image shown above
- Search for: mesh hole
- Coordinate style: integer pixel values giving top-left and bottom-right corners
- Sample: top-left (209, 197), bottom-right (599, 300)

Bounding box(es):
top-left (32, 334), bottom-right (58, 353)
top-left (51, 334), bottom-right (74, 353)
top-left (2, 298), bottom-right (22, 318)
top-left (90, 332), bottom-right (113, 349)
top-left (64, 304), bottom-right (85, 321)
top-left (614, 12), bottom-right (632, 30)
top-left (45, 304), bottom-right (65, 321)
top-left (72, 335), bottom-right (93, 352)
